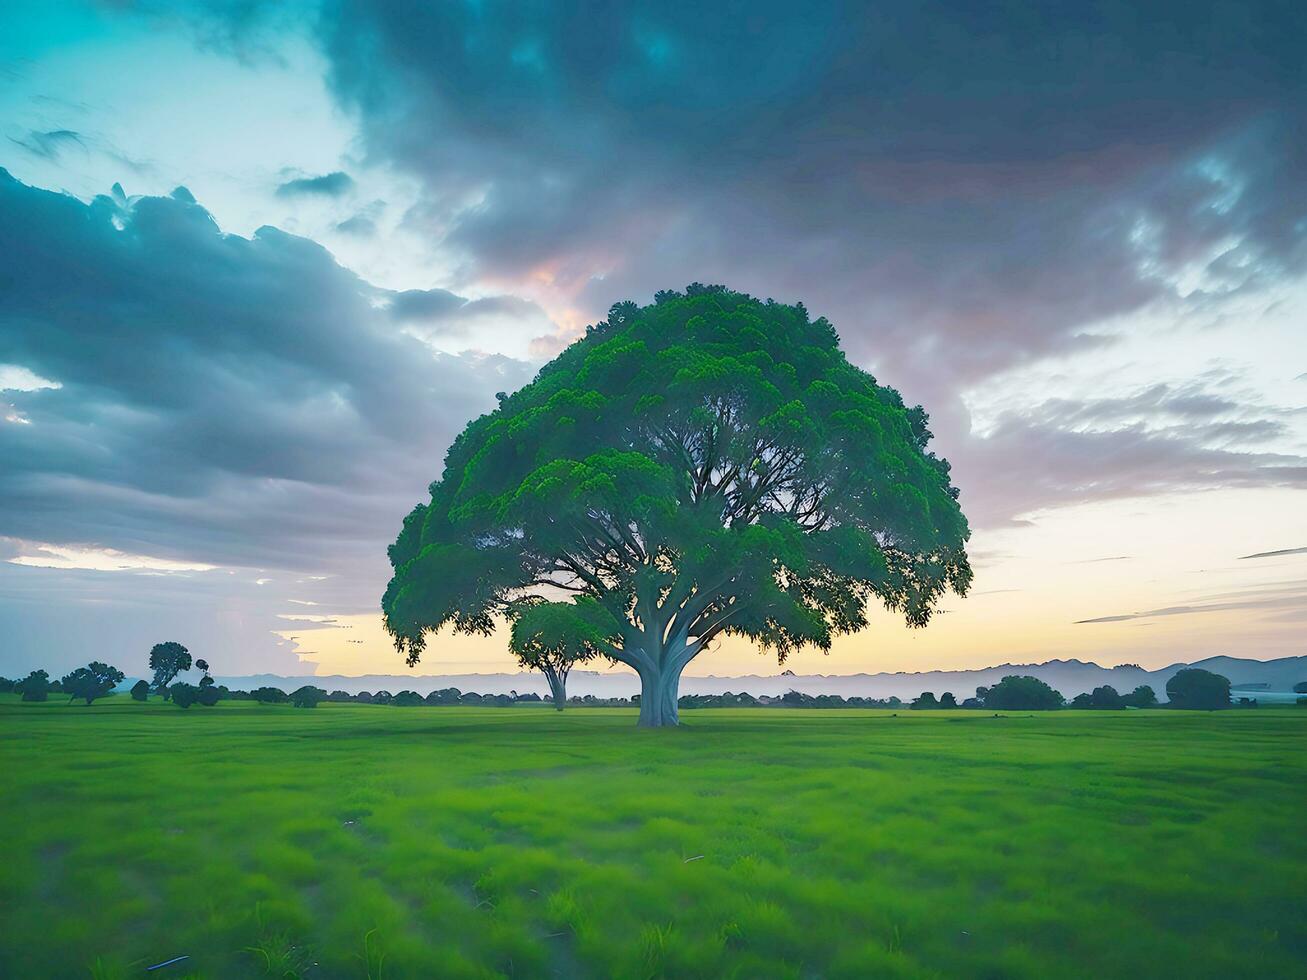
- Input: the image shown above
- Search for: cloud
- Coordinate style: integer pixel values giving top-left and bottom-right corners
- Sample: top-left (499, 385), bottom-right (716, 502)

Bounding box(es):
top-left (949, 380), bottom-right (1307, 527)
top-left (1239, 546), bottom-right (1307, 560)
top-left (386, 288), bottom-right (560, 357)
top-left (6, 541), bottom-right (216, 572)
top-left (295, 0), bottom-right (1307, 393)
top-left (1075, 581), bottom-right (1307, 624)
top-left (9, 128), bottom-right (85, 160)
top-left (0, 365), bottom-right (61, 391)
top-left (276, 170), bottom-right (354, 198)
top-left (0, 169), bottom-right (537, 670)
top-left (335, 213), bottom-right (376, 236)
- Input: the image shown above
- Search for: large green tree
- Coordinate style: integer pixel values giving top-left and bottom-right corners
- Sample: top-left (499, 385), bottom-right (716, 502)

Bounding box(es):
top-left (383, 286), bottom-right (971, 726)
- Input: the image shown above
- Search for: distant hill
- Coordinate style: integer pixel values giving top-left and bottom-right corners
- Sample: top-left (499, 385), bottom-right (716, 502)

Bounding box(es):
top-left (200, 654), bottom-right (1307, 701)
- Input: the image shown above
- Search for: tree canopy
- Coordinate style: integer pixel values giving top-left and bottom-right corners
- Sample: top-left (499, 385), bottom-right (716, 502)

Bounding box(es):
top-left (508, 596), bottom-right (618, 709)
top-left (18, 669), bottom-right (50, 702)
top-left (1166, 669), bottom-right (1231, 710)
top-left (149, 642), bottom-right (191, 692)
top-left (60, 662), bottom-right (125, 705)
top-left (383, 285), bottom-right (971, 725)
top-left (981, 675), bottom-right (1064, 711)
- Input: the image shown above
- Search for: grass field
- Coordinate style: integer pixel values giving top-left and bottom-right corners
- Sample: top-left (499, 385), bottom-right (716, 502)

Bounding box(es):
top-left (2, 696), bottom-right (1304, 978)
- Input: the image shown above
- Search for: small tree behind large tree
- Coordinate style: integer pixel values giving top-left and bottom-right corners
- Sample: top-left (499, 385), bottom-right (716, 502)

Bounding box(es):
top-left (383, 286), bottom-right (971, 726)
top-left (149, 642), bottom-right (192, 693)
top-left (60, 662), bottom-right (125, 705)
top-left (509, 597), bottom-right (616, 709)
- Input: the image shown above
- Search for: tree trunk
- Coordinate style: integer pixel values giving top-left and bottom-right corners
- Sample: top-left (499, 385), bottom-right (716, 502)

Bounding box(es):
top-left (542, 666), bottom-right (567, 711)
top-left (636, 654), bottom-right (687, 728)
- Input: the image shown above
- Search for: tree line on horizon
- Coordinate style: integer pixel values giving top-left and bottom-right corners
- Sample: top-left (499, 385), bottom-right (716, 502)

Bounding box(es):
top-left (5, 647), bottom-right (1302, 712)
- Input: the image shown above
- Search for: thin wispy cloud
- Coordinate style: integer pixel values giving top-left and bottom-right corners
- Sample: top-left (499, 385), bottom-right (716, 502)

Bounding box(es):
top-left (1238, 546), bottom-right (1307, 560)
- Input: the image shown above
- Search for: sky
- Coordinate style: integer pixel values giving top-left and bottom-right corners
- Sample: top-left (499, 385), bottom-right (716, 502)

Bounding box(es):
top-left (1, 0), bottom-right (1305, 680)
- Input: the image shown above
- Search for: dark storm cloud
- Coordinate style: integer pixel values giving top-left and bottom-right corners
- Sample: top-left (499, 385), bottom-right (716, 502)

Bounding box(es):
top-left (0, 170), bottom-right (532, 578)
top-left (275, 170), bottom-right (355, 197)
top-left (308, 0), bottom-right (1307, 385)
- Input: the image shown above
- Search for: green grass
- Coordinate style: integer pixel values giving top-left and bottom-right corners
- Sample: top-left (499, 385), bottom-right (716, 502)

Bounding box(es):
top-left (2, 696), bottom-right (1304, 978)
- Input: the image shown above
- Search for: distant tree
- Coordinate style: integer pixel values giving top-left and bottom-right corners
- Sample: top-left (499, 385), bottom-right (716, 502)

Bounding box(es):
top-left (251, 686), bottom-right (289, 704)
top-left (910, 691), bottom-right (939, 709)
top-left (1293, 681), bottom-right (1307, 694)
top-left (18, 669), bottom-right (51, 702)
top-left (196, 684), bottom-right (221, 706)
top-left (372, 690), bottom-right (393, 705)
top-left (48, 678), bottom-right (64, 694)
top-left (939, 692), bottom-right (957, 708)
top-left (60, 662), bottom-right (125, 705)
top-left (425, 688), bottom-right (461, 705)
top-left (1122, 684), bottom-right (1157, 708)
top-left (392, 690), bottom-right (424, 706)
top-left (960, 696), bottom-right (983, 708)
top-left (170, 682), bottom-right (199, 708)
top-left (148, 642), bottom-right (192, 692)
top-left (1166, 669), bottom-right (1230, 710)
top-left (508, 597), bottom-right (614, 710)
top-left (0, 677), bottom-right (13, 693)
top-left (130, 679), bottom-right (150, 701)
top-left (290, 686), bottom-right (326, 708)
top-left (355, 690), bottom-right (374, 703)
top-left (327, 690), bottom-right (353, 702)
top-left (382, 288), bottom-right (972, 727)
top-left (981, 675), bottom-right (1064, 710)
top-left (195, 658), bottom-right (210, 678)
top-left (1092, 685), bottom-right (1124, 709)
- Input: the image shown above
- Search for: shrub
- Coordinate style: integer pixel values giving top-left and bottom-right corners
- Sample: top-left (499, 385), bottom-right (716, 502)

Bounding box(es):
top-left (1166, 669), bottom-right (1231, 710)
top-left (170, 682), bottom-right (199, 708)
top-left (130, 679), bottom-right (150, 701)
